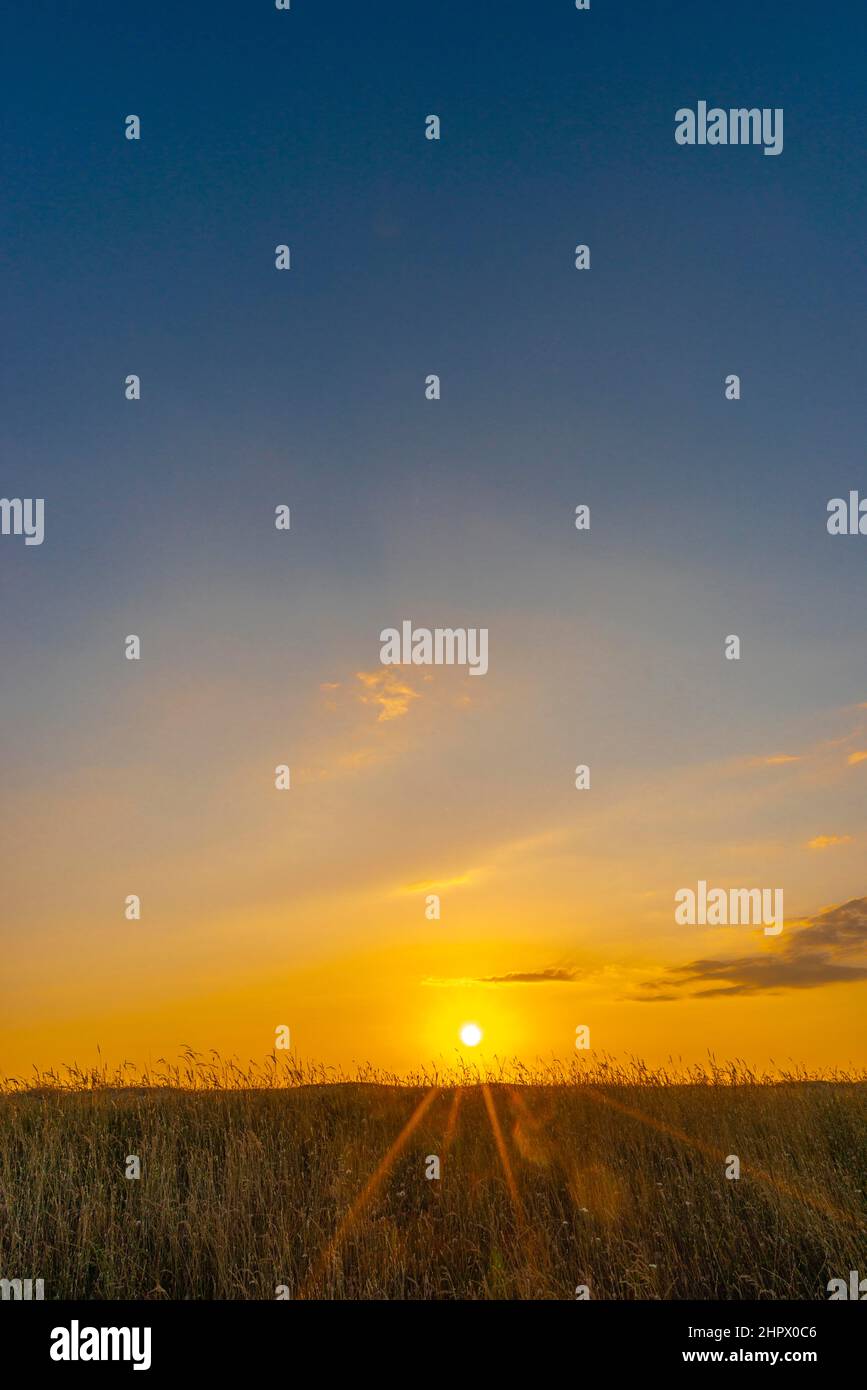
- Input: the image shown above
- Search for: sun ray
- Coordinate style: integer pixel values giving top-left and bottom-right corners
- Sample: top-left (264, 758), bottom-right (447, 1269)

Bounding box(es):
top-left (302, 1085), bottom-right (441, 1296)
top-left (580, 1085), bottom-right (859, 1228)
top-left (481, 1084), bottom-right (522, 1216)
top-left (442, 1088), bottom-right (463, 1154)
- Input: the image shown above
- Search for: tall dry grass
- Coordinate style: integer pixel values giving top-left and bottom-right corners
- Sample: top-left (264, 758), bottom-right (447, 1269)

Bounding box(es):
top-left (1, 1053), bottom-right (865, 1299)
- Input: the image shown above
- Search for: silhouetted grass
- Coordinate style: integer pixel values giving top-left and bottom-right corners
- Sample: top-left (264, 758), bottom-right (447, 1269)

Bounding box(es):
top-left (1, 1053), bottom-right (864, 1299)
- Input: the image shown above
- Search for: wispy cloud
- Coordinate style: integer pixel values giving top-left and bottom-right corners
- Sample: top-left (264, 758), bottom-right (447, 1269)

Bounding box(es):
top-left (355, 669), bottom-right (420, 723)
top-left (478, 968), bottom-right (578, 984)
top-left (396, 872), bottom-right (473, 895)
top-left (423, 966), bottom-right (578, 987)
top-left (807, 834), bottom-right (853, 850)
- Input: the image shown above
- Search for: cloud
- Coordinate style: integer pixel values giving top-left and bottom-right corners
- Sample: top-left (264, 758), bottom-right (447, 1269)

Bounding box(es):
top-left (355, 669), bottom-right (420, 723)
top-left (397, 872), bottom-right (473, 895)
top-left (424, 967), bottom-right (578, 987)
top-left (297, 669), bottom-right (423, 783)
top-left (807, 834), bottom-right (853, 850)
top-left (637, 897), bottom-right (867, 1001)
top-left (739, 704), bottom-right (867, 781)
top-left (478, 968), bottom-right (578, 984)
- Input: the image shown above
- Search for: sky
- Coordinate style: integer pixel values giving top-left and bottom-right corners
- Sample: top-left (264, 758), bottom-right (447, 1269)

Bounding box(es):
top-left (1, 1), bottom-right (866, 1079)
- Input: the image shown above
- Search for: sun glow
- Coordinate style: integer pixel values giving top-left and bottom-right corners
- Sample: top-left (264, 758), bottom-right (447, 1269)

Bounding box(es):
top-left (460, 1022), bottom-right (483, 1047)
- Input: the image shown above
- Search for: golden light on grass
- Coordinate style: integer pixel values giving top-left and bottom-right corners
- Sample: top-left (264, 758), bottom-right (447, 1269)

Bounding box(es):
top-left (2, 1054), bottom-right (864, 1299)
top-left (459, 1022), bottom-right (483, 1047)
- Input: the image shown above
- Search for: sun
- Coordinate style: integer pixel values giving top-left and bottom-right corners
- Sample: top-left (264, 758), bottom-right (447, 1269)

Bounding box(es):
top-left (459, 1022), bottom-right (483, 1048)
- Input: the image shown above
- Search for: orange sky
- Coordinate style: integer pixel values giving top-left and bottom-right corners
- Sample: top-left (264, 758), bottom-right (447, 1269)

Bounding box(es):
top-left (3, 602), bottom-right (867, 1080)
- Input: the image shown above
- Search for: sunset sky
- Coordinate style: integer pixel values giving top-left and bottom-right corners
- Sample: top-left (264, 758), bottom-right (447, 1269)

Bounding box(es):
top-left (2, 1), bottom-right (866, 1078)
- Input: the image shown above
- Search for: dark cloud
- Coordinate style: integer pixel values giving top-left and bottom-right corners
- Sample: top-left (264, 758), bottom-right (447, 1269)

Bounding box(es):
top-left (638, 897), bottom-right (867, 1001)
top-left (478, 968), bottom-right (577, 985)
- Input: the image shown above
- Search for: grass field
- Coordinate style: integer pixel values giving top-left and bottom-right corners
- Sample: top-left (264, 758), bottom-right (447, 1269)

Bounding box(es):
top-left (1, 1056), bottom-right (865, 1300)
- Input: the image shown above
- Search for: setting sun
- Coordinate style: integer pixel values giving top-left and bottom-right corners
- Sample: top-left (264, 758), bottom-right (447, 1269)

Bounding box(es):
top-left (460, 1023), bottom-right (483, 1047)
